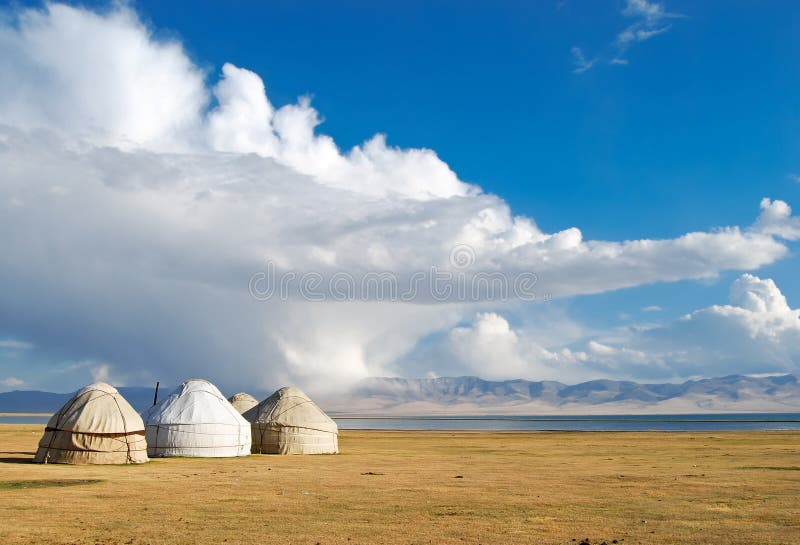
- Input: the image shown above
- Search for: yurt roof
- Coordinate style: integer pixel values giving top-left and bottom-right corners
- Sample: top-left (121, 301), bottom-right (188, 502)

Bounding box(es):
top-left (245, 386), bottom-right (337, 433)
top-left (46, 381), bottom-right (145, 434)
top-left (228, 392), bottom-right (258, 412)
top-left (144, 379), bottom-right (247, 426)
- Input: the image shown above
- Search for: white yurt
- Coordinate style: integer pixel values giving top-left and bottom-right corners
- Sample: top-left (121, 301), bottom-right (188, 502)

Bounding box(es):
top-left (244, 386), bottom-right (338, 455)
top-left (227, 392), bottom-right (258, 414)
top-left (34, 382), bottom-right (148, 464)
top-left (143, 379), bottom-right (251, 457)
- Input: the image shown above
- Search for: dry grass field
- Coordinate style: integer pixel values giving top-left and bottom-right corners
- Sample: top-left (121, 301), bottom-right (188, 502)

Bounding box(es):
top-left (0, 425), bottom-right (798, 545)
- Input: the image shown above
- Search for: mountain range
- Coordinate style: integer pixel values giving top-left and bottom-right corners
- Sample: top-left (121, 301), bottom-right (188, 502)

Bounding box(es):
top-left (1, 374), bottom-right (798, 415)
top-left (320, 374), bottom-right (800, 415)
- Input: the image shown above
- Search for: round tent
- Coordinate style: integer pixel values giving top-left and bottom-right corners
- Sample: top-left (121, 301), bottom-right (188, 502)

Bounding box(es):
top-left (34, 382), bottom-right (148, 465)
top-left (244, 386), bottom-right (338, 455)
top-left (227, 392), bottom-right (258, 414)
top-left (143, 379), bottom-right (251, 457)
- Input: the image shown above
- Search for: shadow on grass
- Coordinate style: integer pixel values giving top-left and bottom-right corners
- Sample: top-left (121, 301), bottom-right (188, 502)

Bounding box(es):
top-left (0, 451), bottom-right (35, 464)
top-left (737, 466), bottom-right (800, 471)
top-left (0, 479), bottom-right (104, 490)
top-left (0, 457), bottom-right (34, 464)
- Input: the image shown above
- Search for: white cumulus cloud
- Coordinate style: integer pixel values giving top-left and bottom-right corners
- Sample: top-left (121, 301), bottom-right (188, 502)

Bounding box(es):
top-left (435, 275), bottom-right (800, 383)
top-left (753, 198), bottom-right (800, 240)
top-left (0, 3), bottom-right (207, 150)
top-left (0, 377), bottom-right (25, 389)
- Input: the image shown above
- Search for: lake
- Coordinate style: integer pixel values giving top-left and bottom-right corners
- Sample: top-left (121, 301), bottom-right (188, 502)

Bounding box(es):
top-left (3, 413), bottom-right (799, 431)
top-left (331, 413), bottom-right (800, 431)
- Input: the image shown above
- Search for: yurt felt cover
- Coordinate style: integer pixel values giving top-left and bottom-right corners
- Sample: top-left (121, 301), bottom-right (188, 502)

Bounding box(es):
top-left (34, 382), bottom-right (148, 465)
top-left (245, 386), bottom-right (338, 455)
top-left (227, 392), bottom-right (258, 414)
top-left (143, 379), bottom-right (251, 457)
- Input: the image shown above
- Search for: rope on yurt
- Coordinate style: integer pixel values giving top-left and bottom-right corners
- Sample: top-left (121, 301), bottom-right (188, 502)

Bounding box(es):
top-left (111, 393), bottom-right (133, 463)
top-left (43, 387), bottom-right (86, 463)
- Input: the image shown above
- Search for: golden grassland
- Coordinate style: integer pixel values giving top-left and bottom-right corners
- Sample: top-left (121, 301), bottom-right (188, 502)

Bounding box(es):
top-left (0, 425), bottom-right (798, 545)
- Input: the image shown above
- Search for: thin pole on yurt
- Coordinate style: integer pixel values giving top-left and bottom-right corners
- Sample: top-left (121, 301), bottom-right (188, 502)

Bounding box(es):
top-left (153, 382), bottom-right (160, 406)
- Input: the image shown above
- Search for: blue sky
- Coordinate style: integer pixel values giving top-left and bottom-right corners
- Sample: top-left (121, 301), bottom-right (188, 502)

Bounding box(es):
top-left (0, 0), bottom-right (799, 392)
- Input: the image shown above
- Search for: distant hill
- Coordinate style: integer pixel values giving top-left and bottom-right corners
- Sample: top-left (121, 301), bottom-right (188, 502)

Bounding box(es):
top-left (0, 386), bottom-right (161, 414)
top-left (3, 375), bottom-right (799, 415)
top-left (321, 374), bottom-right (800, 415)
